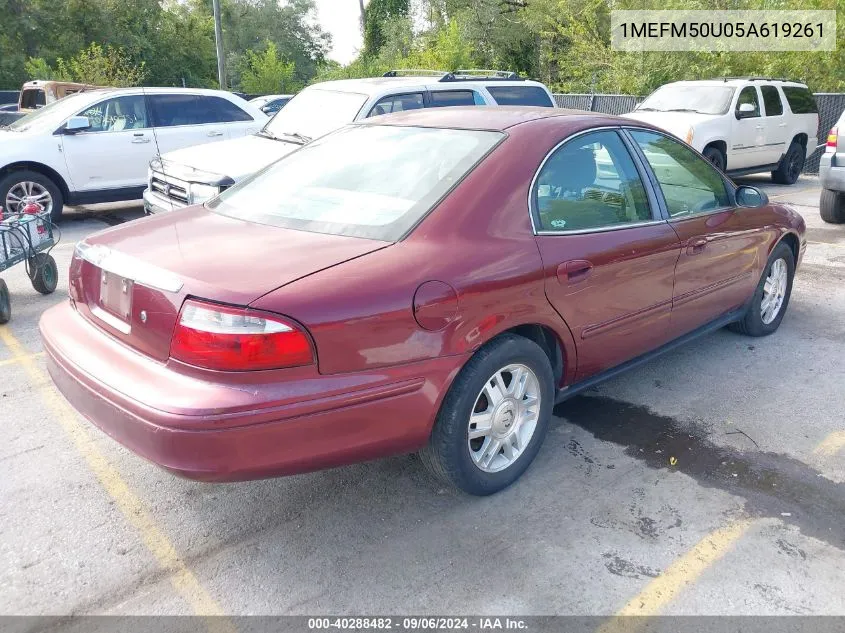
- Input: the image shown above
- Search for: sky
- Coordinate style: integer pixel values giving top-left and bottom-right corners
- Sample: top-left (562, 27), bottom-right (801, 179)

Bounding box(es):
top-left (313, 0), bottom-right (365, 65)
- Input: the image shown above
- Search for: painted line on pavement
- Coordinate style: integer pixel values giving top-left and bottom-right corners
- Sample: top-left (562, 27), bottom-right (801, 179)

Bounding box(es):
top-left (0, 326), bottom-right (235, 631)
top-left (814, 431), bottom-right (845, 457)
top-left (597, 519), bottom-right (754, 632)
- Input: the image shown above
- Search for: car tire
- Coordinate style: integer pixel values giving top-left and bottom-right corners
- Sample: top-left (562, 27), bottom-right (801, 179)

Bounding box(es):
top-left (0, 170), bottom-right (64, 223)
top-left (703, 146), bottom-right (726, 172)
top-left (28, 253), bottom-right (58, 295)
top-left (729, 242), bottom-right (795, 337)
top-left (419, 333), bottom-right (554, 496)
top-left (0, 279), bottom-right (10, 324)
top-left (771, 142), bottom-right (805, 185)
top-left (820, 188), bottom-right (845, 224)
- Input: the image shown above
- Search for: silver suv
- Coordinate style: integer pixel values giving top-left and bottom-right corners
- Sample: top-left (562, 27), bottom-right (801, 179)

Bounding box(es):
top-left (820, 112), bottom-right (845, 223)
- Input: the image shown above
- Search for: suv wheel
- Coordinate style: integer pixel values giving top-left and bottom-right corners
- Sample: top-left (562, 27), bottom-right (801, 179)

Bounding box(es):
top-left (771, 142), bottom-right (805, 185)
top-left (703, 146), bottom-right (726, 172)
top-left (820, 188), bottom-right (845, 224)
top-left (0, 170), bottom-right (64, 222)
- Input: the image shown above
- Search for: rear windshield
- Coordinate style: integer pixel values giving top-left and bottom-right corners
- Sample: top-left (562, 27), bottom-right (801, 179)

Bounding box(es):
top-left (782, 87), bottom-right (818, 114)
top-left (209, 125), bottom-right (504, 241)
top-left (20, 89), bottom-right (46, 109)
top-left (487, 86), bottom-right (554, 107)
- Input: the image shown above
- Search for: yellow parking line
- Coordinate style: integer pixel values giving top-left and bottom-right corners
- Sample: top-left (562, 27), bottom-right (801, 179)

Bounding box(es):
top-left (0, 327), bottom-right (235, 631)
top-left (597, 519), bottom-right (753, 632)
top-left (0, 351), bottom-right (44, 367)
top-left (814, 431), bottom-right (845, 457)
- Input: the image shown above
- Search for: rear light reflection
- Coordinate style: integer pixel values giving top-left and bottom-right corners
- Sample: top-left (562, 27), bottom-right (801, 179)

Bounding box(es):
top-left (170, 299), bottom-right (313, 371)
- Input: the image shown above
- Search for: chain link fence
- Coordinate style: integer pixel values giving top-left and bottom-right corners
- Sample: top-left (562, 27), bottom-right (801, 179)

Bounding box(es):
top-left (553, 92), bottom-right (845, 175)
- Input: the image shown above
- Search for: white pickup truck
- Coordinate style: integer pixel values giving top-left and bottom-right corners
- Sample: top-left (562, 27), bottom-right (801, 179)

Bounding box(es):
top-left (143, 71), bottom-right (557, 213)
top-left (625, 78), bottom-right (819, 185)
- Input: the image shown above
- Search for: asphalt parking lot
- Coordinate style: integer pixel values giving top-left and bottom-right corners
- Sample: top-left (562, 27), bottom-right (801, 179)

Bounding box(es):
top-left (2, 177), bottom-right (845, 621)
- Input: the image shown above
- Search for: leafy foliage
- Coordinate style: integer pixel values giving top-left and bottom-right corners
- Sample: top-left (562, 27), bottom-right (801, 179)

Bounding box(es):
top-left (240, 41), bottom-right (303, 94)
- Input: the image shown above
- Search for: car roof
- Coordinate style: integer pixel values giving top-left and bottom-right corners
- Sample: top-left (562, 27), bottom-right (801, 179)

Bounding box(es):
top-left (357, 106), bottom-right (629, 132)
top-left (71, 86), bottom-right (247, 99)
top-left (307, 76), bottom-right (550, 97)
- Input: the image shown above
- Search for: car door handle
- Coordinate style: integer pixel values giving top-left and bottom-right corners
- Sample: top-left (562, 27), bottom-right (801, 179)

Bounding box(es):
top-left (131, 137), bottom-right (151, 144)
top-left (207, 131), bottom-right (224, 137)
top-left (687, 238), bottom-right (707, 255)
top-left (557, 260), bottom-right (593, 284)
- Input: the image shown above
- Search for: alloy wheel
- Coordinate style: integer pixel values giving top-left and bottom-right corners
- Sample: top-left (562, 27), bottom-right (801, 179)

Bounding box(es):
top-left (467, 363), bottom-right (541, 473)
top-left (5, 181), bottom-right (53, 216)
top-left (761, 258), bottom-right (788, 324)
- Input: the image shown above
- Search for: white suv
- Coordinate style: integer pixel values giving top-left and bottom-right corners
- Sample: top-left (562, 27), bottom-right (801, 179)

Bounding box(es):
top-left (144, 71), bottom-right (556, 213)
top-left (625, 78), bottom-right (819, 185)
top-left (0, 87), bottom-right (266, 220)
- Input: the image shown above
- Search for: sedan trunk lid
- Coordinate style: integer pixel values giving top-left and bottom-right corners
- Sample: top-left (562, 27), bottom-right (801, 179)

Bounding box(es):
top-left (70, 207), bottom-right (388, 361)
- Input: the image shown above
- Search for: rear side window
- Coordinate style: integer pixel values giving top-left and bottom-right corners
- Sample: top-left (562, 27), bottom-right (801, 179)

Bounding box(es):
top-left (149, 94), bottom-right (252, 127)
top-left (487, 86), bottom-right (554, 107)
top-left (20, 89), bottom-right (46, 109)
top-left (368, 93), bottom-right (424, 117)
top-left (782, 87), bottom-right (818, 114)
top-left (761, 86), bottom-right (783, 116)
top-left (429, 91), bottom-right (477, 107)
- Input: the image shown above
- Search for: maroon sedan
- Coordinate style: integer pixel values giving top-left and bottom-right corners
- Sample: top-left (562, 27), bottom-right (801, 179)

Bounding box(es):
top-left (40, 107), bottom-right (806, 495)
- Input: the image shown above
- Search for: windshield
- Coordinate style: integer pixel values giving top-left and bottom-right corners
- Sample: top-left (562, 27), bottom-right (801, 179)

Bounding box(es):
top-left (210, 124), bottom-right (504, 241)
top-left (637, 85), bottom-right (735, 115)
top-left (262, 88), bottom-right (368, 141)
top-left (8, 92), bottom-right (94, 132)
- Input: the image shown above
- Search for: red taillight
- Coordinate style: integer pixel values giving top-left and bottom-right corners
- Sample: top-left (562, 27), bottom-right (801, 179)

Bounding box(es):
top-left (827, 127), bottom-right (838, 150)
top-left (170, 299), bottom-right (313, 371)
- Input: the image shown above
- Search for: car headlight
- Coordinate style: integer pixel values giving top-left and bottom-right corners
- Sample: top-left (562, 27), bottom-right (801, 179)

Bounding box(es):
top-left (188, 183), bottom-right (220, 205)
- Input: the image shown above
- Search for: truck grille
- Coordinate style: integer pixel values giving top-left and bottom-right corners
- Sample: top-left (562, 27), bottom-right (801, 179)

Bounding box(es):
top-left (150, 174), bottom-right (189, 205)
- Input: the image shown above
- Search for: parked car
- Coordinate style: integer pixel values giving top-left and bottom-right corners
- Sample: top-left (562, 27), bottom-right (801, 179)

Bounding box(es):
top-left (249, 94), bottom-right (293, 115)
top-left (144, 70), bottom-right (556, 214)
top-left (17, 80), bottom-right (100, 113)
top-left (42, 108), bottom-right (805, 495)
top-left (819, 115), bottom-right (845, 223)
top-left (625, 78), bottom-right (819, 185)
top-left (0, 87), bottom-right (267, 221)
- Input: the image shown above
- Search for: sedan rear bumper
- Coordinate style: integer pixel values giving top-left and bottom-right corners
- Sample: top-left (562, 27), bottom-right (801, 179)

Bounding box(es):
top-left (41, 302), bottom-right (465, 482)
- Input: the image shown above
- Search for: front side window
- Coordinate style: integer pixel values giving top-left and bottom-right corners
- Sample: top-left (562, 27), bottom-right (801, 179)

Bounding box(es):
top-left (533, 130), bottom-right (652, 232)
top-left (210, 125), bottom-right (503, 241)
top-left (629, 130), bottom-right (730, 218)
top-left (79, 95), bottom-right (149, 132)
top-left (735, 87), bottom-right (761, 118)
top-left (761, 86), bottom-right (784, 116)
top-left (368, 93), bottom-right (424, 117)
top-left (487, 86), bottom-right (554, 107)
top-left (429, 90), bottom-right (477, 107)
top-left (196, 96), bottom-right (254, 123)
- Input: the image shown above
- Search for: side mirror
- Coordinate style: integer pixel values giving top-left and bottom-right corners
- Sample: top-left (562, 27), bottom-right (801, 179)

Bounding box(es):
top-left (736, 185), bottom-right (768, 208)
top-left (64, 116), bottom-right (91, 134)
top-left (736, 103), bottom-right (756, 119)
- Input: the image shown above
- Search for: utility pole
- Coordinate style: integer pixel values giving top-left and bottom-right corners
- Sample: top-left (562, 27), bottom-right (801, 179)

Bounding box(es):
top-left (359, 0), bottom-right (365, 30)
top-left (212, 0), bottom-right (226, 89)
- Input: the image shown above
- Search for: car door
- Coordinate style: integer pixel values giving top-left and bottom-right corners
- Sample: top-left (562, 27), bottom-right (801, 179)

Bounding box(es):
top-left (760, 85), bottom-right (789, 165)
top-left (729, 86), bottom-right (766, 169)
top-left (627, 129), bottom-right (760, 337)
top-left (61, 93), bottom-right (156, 192)
top-left (532, 129), bottom-right (681, 380)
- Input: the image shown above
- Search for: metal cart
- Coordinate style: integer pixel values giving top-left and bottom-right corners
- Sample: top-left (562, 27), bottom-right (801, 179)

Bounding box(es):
top-left (0, 209), bottom-right (59, 323)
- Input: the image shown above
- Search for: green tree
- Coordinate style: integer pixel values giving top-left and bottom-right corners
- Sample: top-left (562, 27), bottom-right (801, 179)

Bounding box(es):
top-left (240, 41), bottom-right (302, 94)
top-left (363, 0), bottom-right (409, 58)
